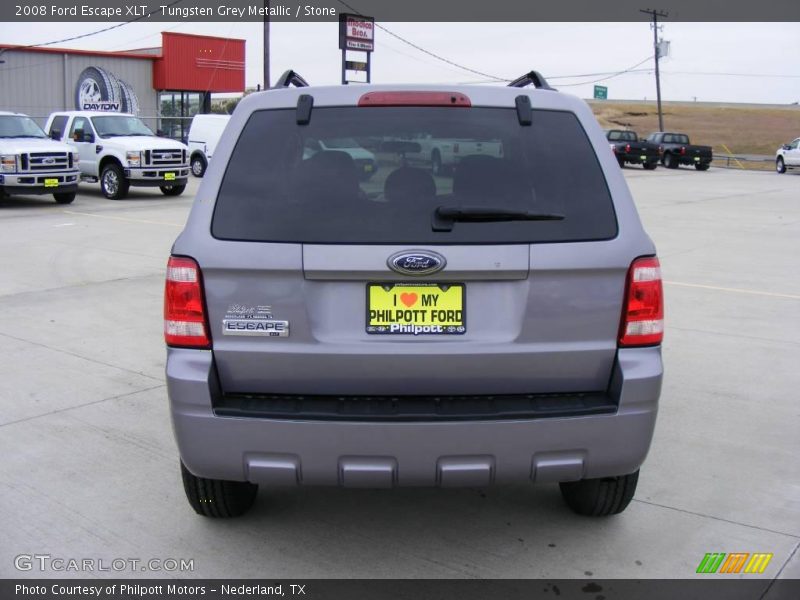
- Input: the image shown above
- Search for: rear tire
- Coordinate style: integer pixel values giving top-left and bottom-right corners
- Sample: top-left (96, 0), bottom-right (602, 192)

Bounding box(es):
top-left (191, 154), bottom-right (207, 177)
top-left (664, 153), bottom-right (678, 169)
top-left (100, 163), bottom-right (129, 200)
top-left (559, 470), bottom-right (639, 516)
top-left (160, 184), bottom-right (186, 196)
top-left (53, 192), bottom-right (76, 204)
top-left (180, 461), bottom-right (258, 518)
top-left (776, 157), bottom-right (786, 174)
top-left (74, 66), bottom-right (120, 111)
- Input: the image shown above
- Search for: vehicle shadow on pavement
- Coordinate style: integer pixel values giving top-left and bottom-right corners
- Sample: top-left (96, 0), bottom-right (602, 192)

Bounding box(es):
top-left (0, 196), bottom-right (74, 209)
top-left (74, 185), bottom-right (189, 201)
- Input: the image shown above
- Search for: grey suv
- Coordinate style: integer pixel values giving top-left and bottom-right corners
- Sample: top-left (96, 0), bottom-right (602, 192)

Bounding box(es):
top-left (165, 71), bottom-right (664, 518)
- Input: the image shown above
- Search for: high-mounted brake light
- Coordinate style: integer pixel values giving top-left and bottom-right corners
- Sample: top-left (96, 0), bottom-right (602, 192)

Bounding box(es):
top-left (619, 256), bottom-right (664, 347)
top-left (164, 256), bottom-right (210, 348)
top-left (358, 91), bottom-right (471, 107)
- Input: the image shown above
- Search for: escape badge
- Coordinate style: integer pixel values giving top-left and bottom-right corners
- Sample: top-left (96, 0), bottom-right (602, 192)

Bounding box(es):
top-left (222, 304), bottom-right (289, 337)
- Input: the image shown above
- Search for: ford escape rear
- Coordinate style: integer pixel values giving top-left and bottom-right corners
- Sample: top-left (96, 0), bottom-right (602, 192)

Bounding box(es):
top-left (165, 70), bottom-right (664, 518)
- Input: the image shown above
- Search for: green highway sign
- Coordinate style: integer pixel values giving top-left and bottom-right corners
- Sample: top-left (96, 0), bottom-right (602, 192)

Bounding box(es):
top-left (594, 85), bottom-right (608, 100)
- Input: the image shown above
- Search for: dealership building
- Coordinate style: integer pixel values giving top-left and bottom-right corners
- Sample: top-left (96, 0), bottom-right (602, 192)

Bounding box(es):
top-left (0, 32), bottom-right (245, 140)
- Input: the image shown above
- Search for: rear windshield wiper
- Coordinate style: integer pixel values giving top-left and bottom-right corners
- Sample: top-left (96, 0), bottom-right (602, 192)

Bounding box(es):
top-left (432, 206), bottom-right (564, 232)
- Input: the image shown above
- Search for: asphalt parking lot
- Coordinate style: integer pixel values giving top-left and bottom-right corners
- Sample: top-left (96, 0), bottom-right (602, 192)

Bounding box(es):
top-left (0, 167), bottom-right (798, 584)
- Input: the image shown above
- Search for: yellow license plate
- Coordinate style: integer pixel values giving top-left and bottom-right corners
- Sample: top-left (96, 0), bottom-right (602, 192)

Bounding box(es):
top-left (367, 283), bottom-right (465, 335)
top-left (44, 178), bottom-right (59, 188)
top-left (164, 172), bottom-right (176, 181)
top-left (364, 164), bottom-right (374, 172)
top-left (639, 155), bottom-right (646, 160)
top-left (694, 157), bottom-right (700, 161)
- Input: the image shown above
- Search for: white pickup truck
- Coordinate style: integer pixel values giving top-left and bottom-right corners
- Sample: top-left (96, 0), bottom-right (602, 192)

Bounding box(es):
top-left (0, 112), bottom-right (80, 204)
top-left (402, 134), bottom-right (504, 175)
top-left (44, 111), bottom-right (189, 200)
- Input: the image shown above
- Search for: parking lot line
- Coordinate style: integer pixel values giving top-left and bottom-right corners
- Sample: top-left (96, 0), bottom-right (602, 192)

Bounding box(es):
top-left (665, 281), bottom-right (800, 300)
top-left (61, 210), bottom-right (183, 228)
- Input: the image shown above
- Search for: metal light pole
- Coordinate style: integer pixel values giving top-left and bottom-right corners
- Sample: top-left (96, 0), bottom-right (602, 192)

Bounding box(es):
top-left (641, 9), bottom-right (668, 131)
top-left (263, 1), bottom-right (270, 89)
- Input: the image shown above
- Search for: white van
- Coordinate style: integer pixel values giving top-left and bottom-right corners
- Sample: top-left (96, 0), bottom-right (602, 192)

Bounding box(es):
top-left (187, 114), bottom-right (230, 177)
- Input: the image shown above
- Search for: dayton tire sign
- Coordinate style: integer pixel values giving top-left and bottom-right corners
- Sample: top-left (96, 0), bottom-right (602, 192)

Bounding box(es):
top-left (75, 66), bottom-right (139, 114)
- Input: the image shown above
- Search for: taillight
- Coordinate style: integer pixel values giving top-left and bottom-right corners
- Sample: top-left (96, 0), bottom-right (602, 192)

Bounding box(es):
top-left (658, 145), bottom-right (663, 154)
top-left (358, 91), bottom-right (471, 107)
top-left (164, 256), bottom-right (210, 348)
top-left (680, 146), bottom-right (686, 155)
top-left (625, 143), bottom-right (631, 153)
top-left (619, 257), bottom-right (664, 347)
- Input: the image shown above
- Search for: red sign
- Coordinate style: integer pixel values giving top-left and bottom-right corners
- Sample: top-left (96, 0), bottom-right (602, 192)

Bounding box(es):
top-left (339, 14), bottom-right (375, 52)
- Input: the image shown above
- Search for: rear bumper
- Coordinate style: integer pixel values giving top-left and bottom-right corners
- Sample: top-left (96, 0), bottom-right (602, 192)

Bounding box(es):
top-left (678, 156), bottom-right (712, 165)
top-left (167, 346), bottom-right (662, 487)
top-left (620, 153), bottom-right (659, 164)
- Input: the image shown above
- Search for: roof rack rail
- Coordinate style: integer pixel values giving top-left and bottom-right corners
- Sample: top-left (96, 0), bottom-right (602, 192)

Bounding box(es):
top-left (507, 71), bottom-right (555, 91)
top-left (273, 69), bottom-right (309, 89)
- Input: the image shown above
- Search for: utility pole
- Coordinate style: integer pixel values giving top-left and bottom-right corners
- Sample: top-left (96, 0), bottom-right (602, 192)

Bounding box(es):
top-left (640, 8), bottom-right (668, 131)
top-left (263, 1), bottom-right (270, 89)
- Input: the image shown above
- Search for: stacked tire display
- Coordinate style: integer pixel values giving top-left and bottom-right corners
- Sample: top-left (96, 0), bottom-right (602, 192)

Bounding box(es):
top-left (74, 66), bottom-right (140, 115)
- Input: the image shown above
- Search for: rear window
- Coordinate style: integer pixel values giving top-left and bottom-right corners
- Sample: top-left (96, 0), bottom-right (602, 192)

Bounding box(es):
top-left (607, 130), bottom-right (637, 142)
top-left (212, 107), bottom-right (617, 244)
top-left (664, 134), bottom-right (689, 144)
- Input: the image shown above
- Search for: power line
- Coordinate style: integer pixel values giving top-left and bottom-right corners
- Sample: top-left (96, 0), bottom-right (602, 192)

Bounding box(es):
top-left (333, 0), bottom-right (508, 81)
top-left (549, 68), bottom-right (651, 80)
top-left (662, 70), bottom-right (800, 79)
top-left (104, 23), bottom-right (186, 52)
top-left (556, 56), bottom-right (655, 87)
top-left (371, 24), bottom-right (507, 81)
top-left (379, 39), bottom-right (487, 79)
top-left (0, 0), bottom-right (184, 56)
top-left (332, 3), bottom-right (657, 87)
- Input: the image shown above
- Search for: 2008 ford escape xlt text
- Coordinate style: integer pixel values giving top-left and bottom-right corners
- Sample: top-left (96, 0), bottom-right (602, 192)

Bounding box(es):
top-left (164, 70), bottom-right (664, 518)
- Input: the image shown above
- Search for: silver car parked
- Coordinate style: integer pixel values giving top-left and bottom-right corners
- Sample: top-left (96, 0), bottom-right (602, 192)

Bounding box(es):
top-left (165, 70), bottom-right (664, 518)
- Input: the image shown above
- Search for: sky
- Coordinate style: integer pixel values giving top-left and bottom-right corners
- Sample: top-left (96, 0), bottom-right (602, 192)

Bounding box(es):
top-left (2, 21), bottom-right (799, 104)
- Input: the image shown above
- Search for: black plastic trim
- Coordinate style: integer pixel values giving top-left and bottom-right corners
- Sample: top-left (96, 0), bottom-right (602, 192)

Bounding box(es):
top-left (296, 94), bottom-right (314, 125)
top-left (273, 69), bottom-right (309, 88)
top-left (508, 70), bottom-right (555, 91)
top-left (214, 392), bottom-right (616, 422)
top-left (515, 94), bottom-right (533, 125)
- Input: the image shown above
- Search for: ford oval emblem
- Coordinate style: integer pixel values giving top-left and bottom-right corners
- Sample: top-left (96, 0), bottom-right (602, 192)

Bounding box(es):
top-left (387, 250), bottom-right (446, 276)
